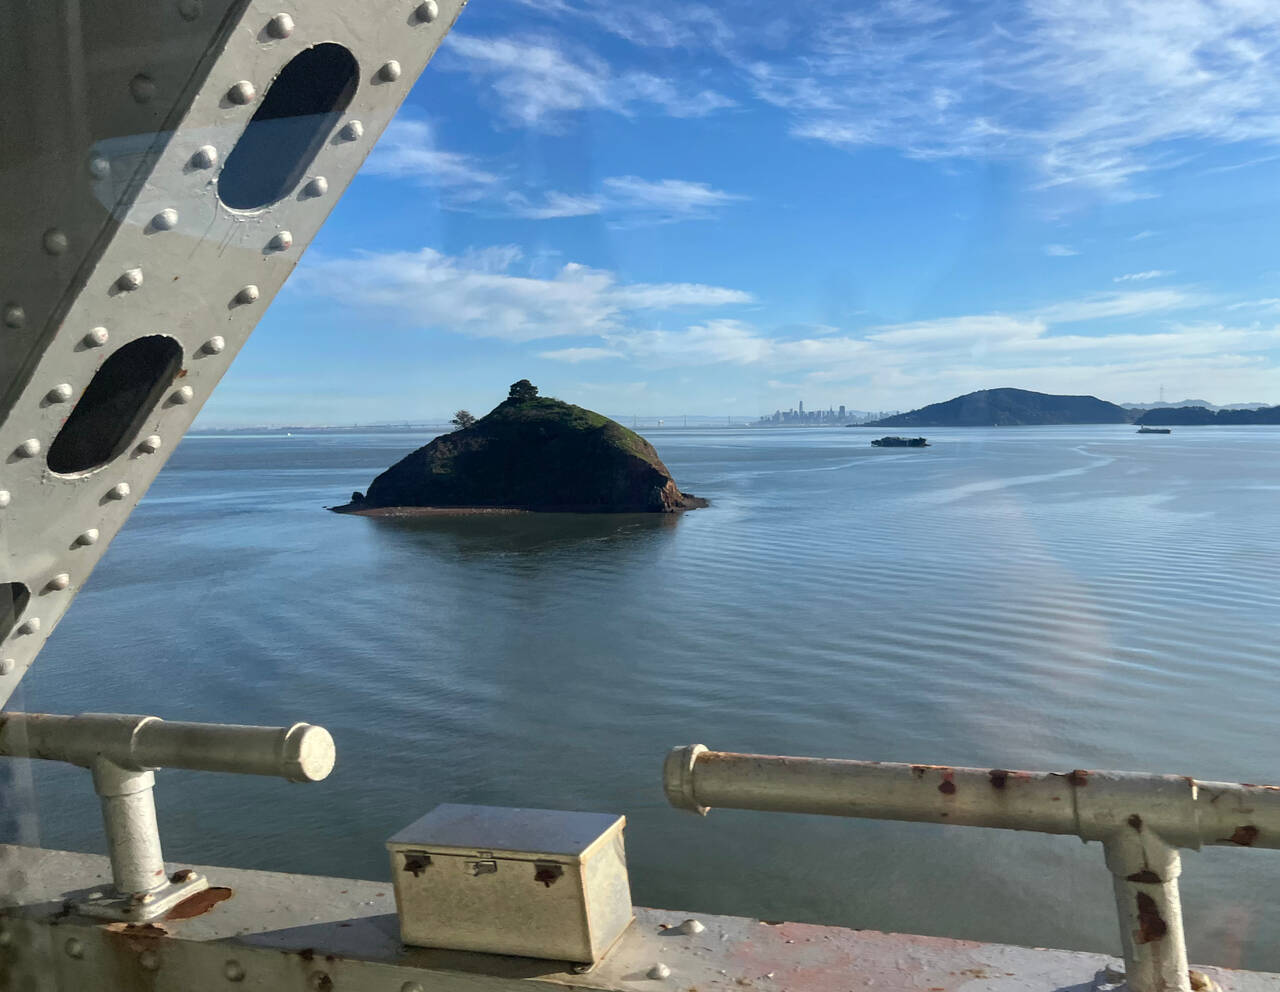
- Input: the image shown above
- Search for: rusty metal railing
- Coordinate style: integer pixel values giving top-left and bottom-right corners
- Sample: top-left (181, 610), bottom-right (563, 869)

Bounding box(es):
top-left (664, 745), bottom-right (1280, 992)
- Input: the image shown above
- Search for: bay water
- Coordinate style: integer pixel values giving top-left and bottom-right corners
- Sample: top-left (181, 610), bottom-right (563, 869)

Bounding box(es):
top-left (12, 425), bottom-right (1280, 968)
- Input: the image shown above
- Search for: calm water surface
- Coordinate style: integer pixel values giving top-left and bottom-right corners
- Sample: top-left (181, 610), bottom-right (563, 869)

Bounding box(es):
top-left (13, 425), bottom-right (1280, 968)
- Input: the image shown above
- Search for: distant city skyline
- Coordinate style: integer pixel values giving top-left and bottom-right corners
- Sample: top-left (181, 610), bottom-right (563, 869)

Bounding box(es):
top-left (197, 0), bottom-right (1280, 427)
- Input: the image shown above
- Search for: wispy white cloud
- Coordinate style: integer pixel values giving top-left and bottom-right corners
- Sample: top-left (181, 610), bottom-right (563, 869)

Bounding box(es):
top-left (362, 119), bottom-right (499, 198)
top-left (1114, 270), bottom-right (1172, 283)
top-left (1129, 230), bottom-right (1157, 241)
top-left (1043, 244), bottom-right (1080, 257)
top-left (294, 247), bottom-right (753, 342)
top-left (736, 1), bottom-right (1280, 199)
top-left (507, 177), bottom-right (745, 223)
top-left (443, 34), bottom-right (733, 128)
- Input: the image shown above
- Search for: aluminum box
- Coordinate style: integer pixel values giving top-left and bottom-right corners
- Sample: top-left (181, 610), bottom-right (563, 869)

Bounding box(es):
top-left (387, 804), bottom-right (633, 963)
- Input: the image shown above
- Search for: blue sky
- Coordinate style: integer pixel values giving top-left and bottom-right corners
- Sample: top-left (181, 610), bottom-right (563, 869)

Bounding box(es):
top-left (201, 0), bottom-right (1280, 426)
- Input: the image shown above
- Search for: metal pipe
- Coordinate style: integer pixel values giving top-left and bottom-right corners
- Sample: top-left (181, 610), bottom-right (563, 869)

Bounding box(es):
top-left (665, 747), bottom-right (1280, 992)
top-left (0, 712), bottom-right (335, 782)
top-left (0, 712), bottom-right (336, 909)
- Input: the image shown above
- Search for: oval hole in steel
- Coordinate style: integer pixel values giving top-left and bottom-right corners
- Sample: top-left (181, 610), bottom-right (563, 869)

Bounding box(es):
top-left (47, 336), bottom-right (183, 474)
top-left (218, 43), bottom-right (359, 210)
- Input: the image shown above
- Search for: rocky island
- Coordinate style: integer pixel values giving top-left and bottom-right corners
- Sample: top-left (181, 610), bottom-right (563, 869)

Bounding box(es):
top-left (335, 381), bottom-right (707, 515)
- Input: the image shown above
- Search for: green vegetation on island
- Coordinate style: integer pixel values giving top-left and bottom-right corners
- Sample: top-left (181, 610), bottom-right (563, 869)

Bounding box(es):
top-left (1135, 405), bottom-right (1280, 426)
top-left (338, 381), bottom-right (707, 514)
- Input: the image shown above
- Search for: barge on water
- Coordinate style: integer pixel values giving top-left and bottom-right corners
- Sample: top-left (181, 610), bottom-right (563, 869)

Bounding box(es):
top-left (871, 436), bottom-right (929, 447)
top-left (1138, 426), bottom-right (1172, 434)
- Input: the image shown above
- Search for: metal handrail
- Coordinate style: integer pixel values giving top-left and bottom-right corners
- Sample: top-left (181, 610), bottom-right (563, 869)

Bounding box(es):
top-left (665, 745), bottom-right (1279, 992)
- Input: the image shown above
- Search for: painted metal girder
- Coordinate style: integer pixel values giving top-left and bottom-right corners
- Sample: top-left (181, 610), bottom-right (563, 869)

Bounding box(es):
top-left (0, 0), bottom-right (465, 705)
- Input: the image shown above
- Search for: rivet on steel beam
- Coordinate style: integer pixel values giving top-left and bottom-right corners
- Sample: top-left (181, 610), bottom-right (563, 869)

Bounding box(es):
top-left (85, 326), bottom-right (109, 348)
top-left (378, 60), bottom-right (403, 82)
top-left (191, 145), bottom-right (218, 169)
top-left (75, 529), bottom-right (100, 546)
top-left (235, 285), bottom-right (260, 305)
top-left (46, 574), bottom-right (71, 592)
top-left (415, 1), bottom-right (439, 23)
top-left (172, 385), bottom-right (195, 404)
top-left (43, 229), bottom-right (69, 255)
top-left (676, 919), bottom-right (705, 934)
top-left (303, 176), bottom-right (329, 198)
top-left (15, 438), bottom-right (41, 458)
top-left (17, 619), bottom-right (41, 636)
top-left (107, 483), bottom-right (131, 500)
top-left (0, 660), bottom-right (14, 676)
top-left (139, 435), bottom-right (162, 454)
top-left (202, 335), bottom-right (226, 355)
top-left (308, 973), bottom-right (331, 991)
top-left (268, 230), bottom-right (294, 251)
top-left (64, 937), bottom-right (83, 958)
top-left (227, 80), bottom-right (256, 105)
top-left (89, 155), bottom-right (111, 179)
top-left (400, 984), bottom-right (425, 992)
top-left (267, 13), bottom-right (294, 38)
top-left (139, 948), bottom-right (160, 971)
top-left (177, 0), bottom-right (203, 20)
top-left (48, 383), bottom-right (74, 403)
top-left (340, 120), bottom-right (364, 142)
top-left (130, 75), bottom-right (157, 104)
top-left (0, 490), bottom-right (10, 508)
top-left (647, 963), bottom-right (671, 980)
top-left (152, 208), bottom-right (179, 231)
top-left (224, 960), bottom-right (246, 982)
top-left (3, 304), bottom-right (25, 329)
top-left (117, 268), bottom-right (144, 292)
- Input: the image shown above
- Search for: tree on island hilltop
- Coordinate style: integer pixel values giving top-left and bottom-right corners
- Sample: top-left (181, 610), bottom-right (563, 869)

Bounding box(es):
top-left (507, 379), bottom-right (538, 403)
top-left (450, 410), bottom-right (477, 430)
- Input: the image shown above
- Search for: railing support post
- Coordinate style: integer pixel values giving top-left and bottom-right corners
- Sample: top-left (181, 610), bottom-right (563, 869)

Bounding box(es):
top-left (1103, 832), bottom-right (1190, 992)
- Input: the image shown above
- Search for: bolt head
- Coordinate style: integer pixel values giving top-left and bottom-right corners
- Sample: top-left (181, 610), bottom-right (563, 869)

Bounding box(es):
top-left (224, 960), bottom-right (246, 982)
top-left (130, 74), bottom-right (156, 104)
top-left (378, 60), bottom-right (402, 82)
top-left (268, 230), bottom-right (294, 251)
top-left (202, 335), bottom-right (226, 355)
top-left (235, 285), bottom-right (260, 305)
top-left (85, 326), bottom-right (109, 347)
top-left (172, 384), bottom-right (195, 404)
top-left (16, 438), bottom-right (41, 458)
top-left (64, 937), bottom-right (84, 959)
top-left (171, 869), bottom-right (197, 883)
top-left (152, 208), bottom-right (179, 231)
top-left (76, 529), bottom-right (100, 546)
top-left (340, 120), bottom-right (364, 142)
top-left (139, 435), bottom-right (162, 454)
top-left (43, 228), bottom-right (69, 255)
top-left (139, 948), bottom-right (160, 970)
top-left (267, 12), bottom-right (294, 38)
top-left (647, 963), bottom-right (671, 980)
top-left (117, 268), bottom-right (144, 292)
top-left (228, 80), bottom-right (256, 105)
top-left (415, 1), bottom-right (439, 23)
top-left (48, 383), bottom-right (73, 403)
top-left (89, 155), bottom-right (111, 179)
top-left (0, 490), bottom-right (10, 508)
top-left (191, 145), bottom-right (218, 169)
top-left (303, 176), bottom-right (329, 198)
top-left (46, 573), bottom-right (70, 592)
top-left (0, 659), bottom-right (14, 676)
top-left (17, 618), bottom-right (41, 636)
top-left (3, 304), bottom-right (25, 329)
top-left (177, 0), bottom-right (203, 20)
top-left (108, 482), bottom-right (131, 500)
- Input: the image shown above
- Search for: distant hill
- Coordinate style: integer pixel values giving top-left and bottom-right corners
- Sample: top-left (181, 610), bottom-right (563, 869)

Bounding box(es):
top-left (1135, 405), bottom-right (1280, 426)
top-left (1123, 400), bottom-right (1269, 411)
top-left (869, 388), bottom-right (1132, 427)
